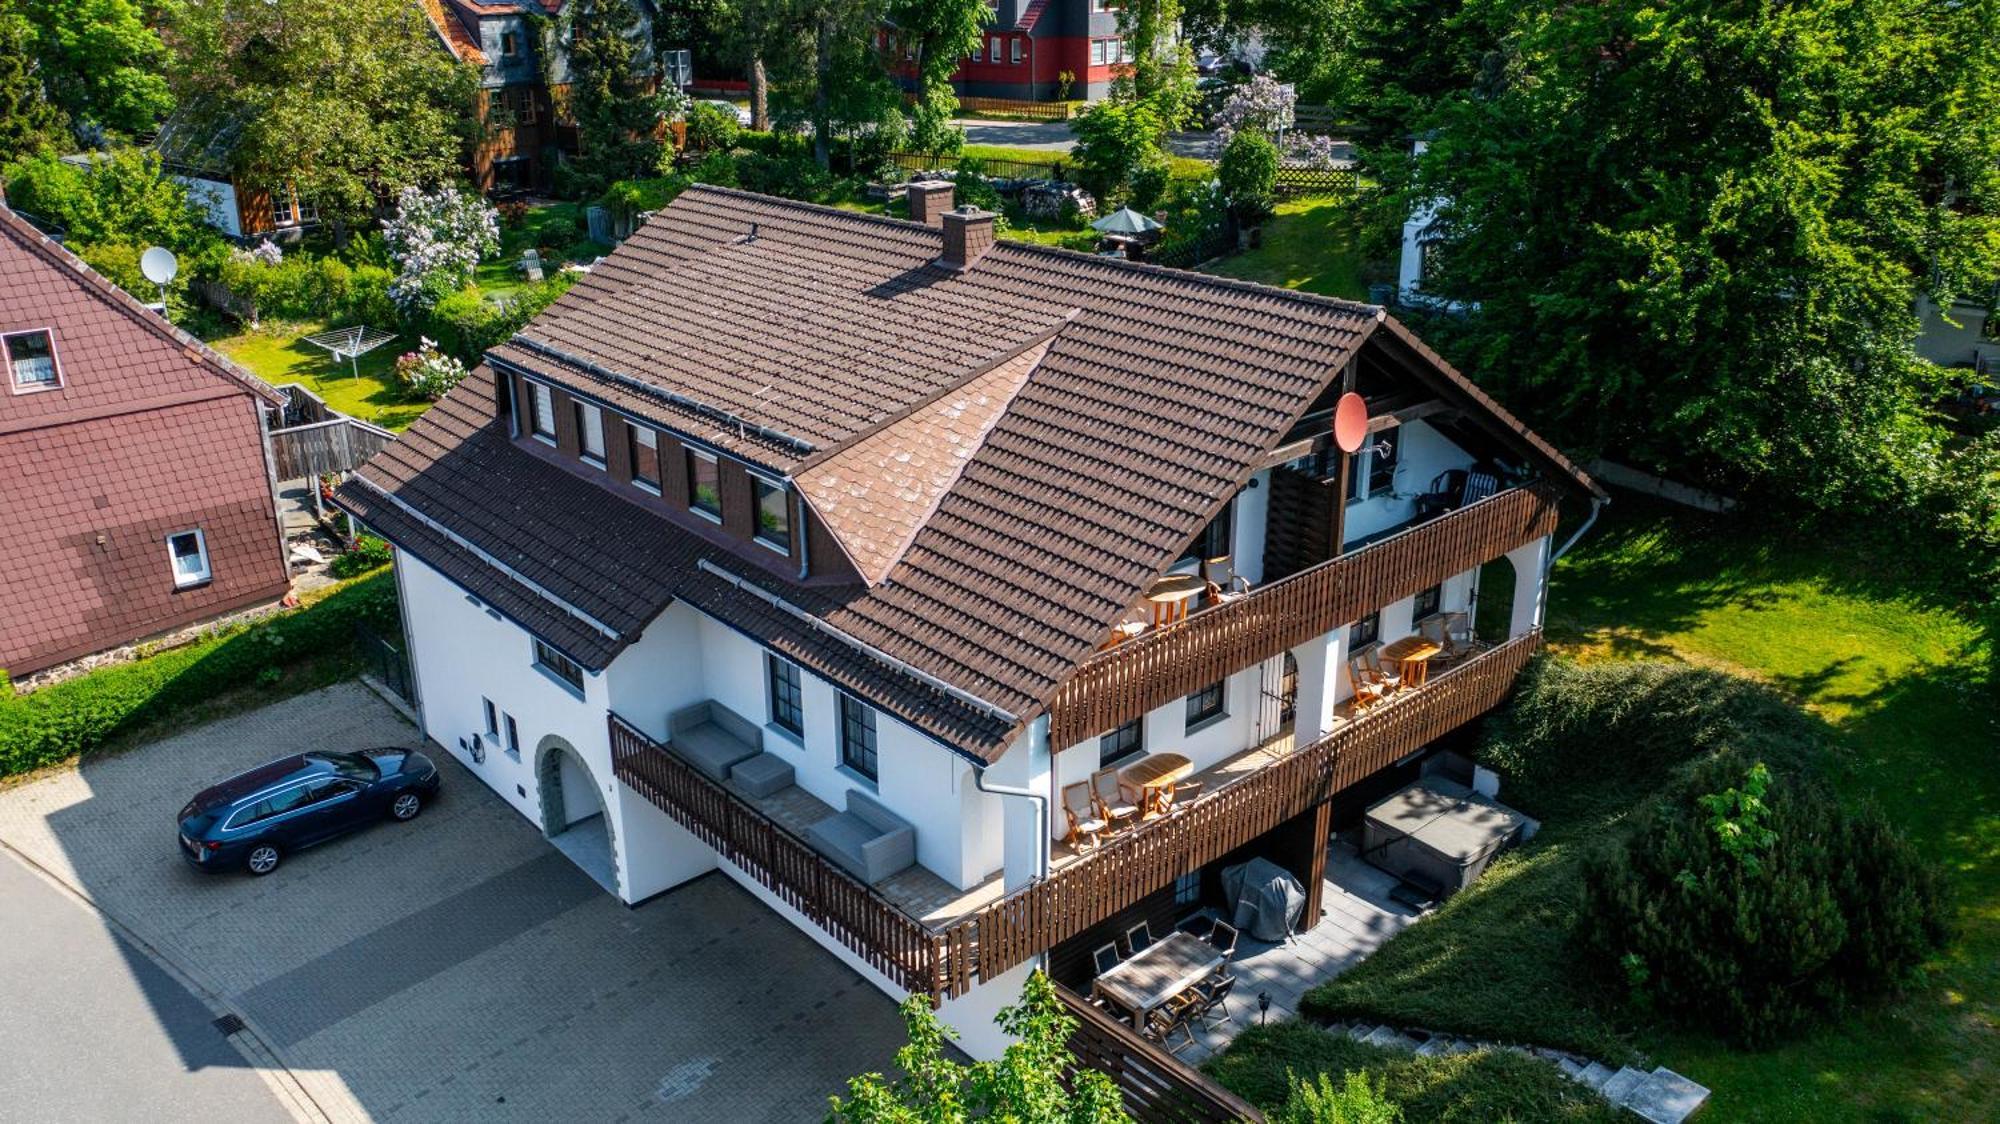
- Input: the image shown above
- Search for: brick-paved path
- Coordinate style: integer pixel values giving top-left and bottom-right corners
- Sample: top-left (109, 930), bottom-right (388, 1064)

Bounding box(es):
top-left (0, 681), bottom-right (907, 1122)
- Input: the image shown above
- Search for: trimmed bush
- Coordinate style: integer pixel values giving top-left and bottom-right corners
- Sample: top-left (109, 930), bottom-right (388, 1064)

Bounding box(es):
top-left (1218, 129), bottom-right (1279, 226)
top-left (329, 536), bottom-right (394, 578)
top-left (417, 272), bottom-right (577, 365)
top-left (735, 151), bottom-right (834, 201)
top-left (684, 101), bottom-right (741, 153)
top-left (0, 572), bottom-right (400, 777)
top-left (1579, 758), bottom-right (1949, 1044)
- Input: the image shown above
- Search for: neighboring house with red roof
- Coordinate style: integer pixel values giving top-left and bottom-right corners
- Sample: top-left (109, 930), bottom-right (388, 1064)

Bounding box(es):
top-left (880, 0), bottom-right (1130, 102)
top-left (420, 0), bottom-right (658, 193)
top-left (336, 183), bottom-right (1601, 1059)
top-left (0, 202), bottom-right (292, 682)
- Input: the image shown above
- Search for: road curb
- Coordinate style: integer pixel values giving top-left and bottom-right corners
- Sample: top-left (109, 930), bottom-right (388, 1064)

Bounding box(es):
top-left (0, 837), bottom-right (346, 1124)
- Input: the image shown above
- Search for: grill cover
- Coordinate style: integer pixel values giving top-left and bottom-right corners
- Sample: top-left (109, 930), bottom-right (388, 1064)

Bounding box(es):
top-left (1221, 856), bottom-right (1305, 942)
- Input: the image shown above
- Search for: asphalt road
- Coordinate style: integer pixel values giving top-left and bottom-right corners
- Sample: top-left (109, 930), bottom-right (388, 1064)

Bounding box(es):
top-left (0, 852), bottom-right (291, 1124)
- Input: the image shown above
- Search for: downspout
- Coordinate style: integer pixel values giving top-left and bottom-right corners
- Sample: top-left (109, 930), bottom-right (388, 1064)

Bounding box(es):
top-left (972, 712), bottom-right (1052, 882)
top-left (1536, 494), bottom-right (1607, 631)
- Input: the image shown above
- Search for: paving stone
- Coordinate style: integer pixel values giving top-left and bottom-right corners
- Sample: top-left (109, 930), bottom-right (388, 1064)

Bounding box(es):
top-left (1599, 1066), bottom-right (1650, 1106)
top-left (1363, 1026), bottom-right (1418, 1051)
top-left (1558, 1057), bottom-right (1585, 1078)
top-left (1576, 1061), bottom-right (1615, 1091)
top-left (1414, 1036), bottom-right (1453, 1057)
top-left (1347, 1023), bottom-right (1377, 1042)
top-left (1623, 1069), bottom-right (1711, 1124)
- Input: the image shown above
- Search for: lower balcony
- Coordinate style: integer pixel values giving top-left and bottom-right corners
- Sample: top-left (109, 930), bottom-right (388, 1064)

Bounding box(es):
top-left (610, 631), bottom-right (1541, 1001)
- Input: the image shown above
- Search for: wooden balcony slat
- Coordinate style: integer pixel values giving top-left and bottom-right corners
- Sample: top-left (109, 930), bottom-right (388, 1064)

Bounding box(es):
top-left (1048, 481), bottom-right (1563, 748)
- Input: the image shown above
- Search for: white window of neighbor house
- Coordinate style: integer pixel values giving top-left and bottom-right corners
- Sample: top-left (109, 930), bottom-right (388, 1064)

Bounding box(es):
top-left (4, 329), bottom-right (59, 390)
top-left (483, 697), bottom-right (499, 737)
top-left (166, 529), bottom-right (211, 588)
top-left (1011, 38), bottom-right (1023, 64)
top-left (575, 400), bottom-right (606, 464)
top-left (528, 380), bottom-right (556, 442)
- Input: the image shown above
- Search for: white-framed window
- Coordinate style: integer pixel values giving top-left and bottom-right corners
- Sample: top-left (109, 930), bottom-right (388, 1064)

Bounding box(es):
top-left (752, 475), bottom-right (790, 553)
top-left (1091, 39), bottom-right (1111, 66)
top-left (629, 422), bottom-right (661, 493)
top-left (575, 399), bottom-right (606, 464)
top-left (533, 637), bottom-right (586, 695)
top-left (528, 380), bottom-right (556, 443)
top-left (4, 329), bottom-right (59, 391)
top-left (687, 448), bottom-right (722, 520)
top-left (839, 694), bottom-right (879, 782)
top-left (166, 529), bottom-right (211, 588)
top-left (1011, 38), bottom-right (1023, 64)
top-left (990, 35), bottom-right (1003, 61)
top-left (970, 40), bottom-right (982, 63)
top-left (482, 697), bottom-right (499, 736)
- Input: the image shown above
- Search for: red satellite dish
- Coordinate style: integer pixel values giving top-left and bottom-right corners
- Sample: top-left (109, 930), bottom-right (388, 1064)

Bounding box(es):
top-left (1332, 392), bottom-right (1368, 453)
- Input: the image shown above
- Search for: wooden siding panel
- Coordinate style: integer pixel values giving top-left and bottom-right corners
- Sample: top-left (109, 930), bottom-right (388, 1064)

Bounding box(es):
top-left (1057, 983), bottom-right (1266, 1124)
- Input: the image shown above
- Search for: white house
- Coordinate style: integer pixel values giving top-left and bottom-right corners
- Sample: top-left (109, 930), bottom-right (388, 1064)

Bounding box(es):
top-left (339, 184), bottom-right (1601, 1060)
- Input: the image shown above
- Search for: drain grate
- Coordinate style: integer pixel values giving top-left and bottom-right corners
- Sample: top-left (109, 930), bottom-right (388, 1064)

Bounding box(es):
top-left (213, 1013), bottom-right (247, 1036)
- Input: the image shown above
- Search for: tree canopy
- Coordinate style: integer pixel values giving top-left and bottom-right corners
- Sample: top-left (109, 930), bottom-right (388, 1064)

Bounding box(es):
top-left (169, 0), bottom-right (479, 233)
top-left (886, 0), bottom-right (986, 158)
top-left (551, 0), bottom-right (677, 191)
top-left (12, 0), bottom-right (174, 140)
top-left (0, 5), bottom-right (68, 166)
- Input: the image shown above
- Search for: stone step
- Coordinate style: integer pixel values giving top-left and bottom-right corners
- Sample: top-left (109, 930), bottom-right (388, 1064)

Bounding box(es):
top-left (1557, 1056), bottom-right (1585, 1079)
top-left (1598, 1067), bottom-right (1649, 1106)
top-left (1346, 1022), bottom-right (1376, 1042)
top-left (1620, 1068), bottom-right (1711, 1124)
top-left (1574, 1061), bottom-right (1615, 1091)
top-left (1362, 1025), bottom-right (1419, 1052)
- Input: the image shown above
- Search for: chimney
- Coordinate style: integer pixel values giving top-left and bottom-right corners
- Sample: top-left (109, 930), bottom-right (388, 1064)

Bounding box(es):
top-left (939, 205), bottom-right (996, 272)
top-left (908, 180), bottom-right (954, 226)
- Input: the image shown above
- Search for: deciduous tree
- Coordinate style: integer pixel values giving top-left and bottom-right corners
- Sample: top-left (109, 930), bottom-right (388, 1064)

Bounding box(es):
top-left (886, 0), bottom-right (985, 159)
top-left (0, 5), bottom-right (67, 166)
top-left (15, 0), bottom-right (174, 139)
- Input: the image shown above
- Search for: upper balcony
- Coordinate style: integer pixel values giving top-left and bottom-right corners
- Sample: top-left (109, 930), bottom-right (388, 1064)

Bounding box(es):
top-left (1048, 480), bottom-right (1564, 749)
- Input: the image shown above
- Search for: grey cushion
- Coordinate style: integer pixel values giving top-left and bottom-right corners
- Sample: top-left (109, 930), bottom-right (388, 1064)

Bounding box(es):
top-left (805, 789), bottom-right (917, 884)
top-left (667, 701), bottom-right (761, 783)
top-left (729, 752), bottom-right (795, 799)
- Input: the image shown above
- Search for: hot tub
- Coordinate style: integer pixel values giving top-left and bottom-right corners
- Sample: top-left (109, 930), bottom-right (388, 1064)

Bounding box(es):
top-left (1361, 778), bottom-right (1531, 898)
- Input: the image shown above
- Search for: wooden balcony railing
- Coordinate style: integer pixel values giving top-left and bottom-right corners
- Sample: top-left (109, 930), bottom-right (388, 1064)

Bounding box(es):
top-left (1056, 981), bottom-right (1266, 1124)
top-left (609, 714), bottom-right (949, 996)
top-left (1047, 482), bottom-right (1563, 749)
top-left (946, 632), bottom-right (1543, 991)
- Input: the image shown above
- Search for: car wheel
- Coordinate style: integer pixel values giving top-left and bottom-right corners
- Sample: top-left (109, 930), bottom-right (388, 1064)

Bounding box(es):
top-left (245, 844), bottom-right (282, 876)
top-left (390, 792), bottom-right (423, 822)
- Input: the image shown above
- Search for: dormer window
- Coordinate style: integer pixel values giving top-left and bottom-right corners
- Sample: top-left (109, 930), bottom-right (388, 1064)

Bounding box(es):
top-left (525, 380), bottom-right (555, 443)
top-left (752, 476), bottom-right (790, 552)
top-left (687, 448), bottom-right (722, 520)
top-left (575, 400), bottom-right (606, 465)
top-left (501, 30), bottom-right (520, 57)
top-left (628, 422), bottom-right (660, 493)
top-left (5, 329), bottom-right (58, 391)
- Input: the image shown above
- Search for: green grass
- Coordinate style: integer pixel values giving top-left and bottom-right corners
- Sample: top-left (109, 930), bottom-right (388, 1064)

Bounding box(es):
top-left (477, 202), bottom-right (610, 300)
top-left (1286, 497), bottom-right (1998, 1121)
top-left (212, 322), bottom-right (427, 431)
top-left (1205, 1022), bottom-right (1624, 1122)
top-left (1206, 196), bottom-right (1372, 301)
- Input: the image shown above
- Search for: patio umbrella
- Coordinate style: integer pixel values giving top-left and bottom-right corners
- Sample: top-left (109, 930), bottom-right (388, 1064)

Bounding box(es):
top-left (1090, 207), bottom-right (1164, 235)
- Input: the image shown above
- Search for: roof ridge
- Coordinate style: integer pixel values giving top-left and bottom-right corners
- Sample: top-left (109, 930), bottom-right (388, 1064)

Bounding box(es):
top-left (0, 201), bottom-right (284, 406)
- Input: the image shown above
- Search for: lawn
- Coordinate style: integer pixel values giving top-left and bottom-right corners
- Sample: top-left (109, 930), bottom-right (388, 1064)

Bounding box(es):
top-left (1283, 497), bottom-right (1998, 1121)
top-left (211, 322), bottom-right (427, 431)
top-left (1206, 196), bottom-right (1372, 301)
top-left (476, 201), bottom-right (610, 300)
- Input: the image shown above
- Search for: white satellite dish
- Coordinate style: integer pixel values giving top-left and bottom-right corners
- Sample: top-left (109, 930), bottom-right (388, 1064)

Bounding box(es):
top-left (140, 246), bottom-right (178, 285)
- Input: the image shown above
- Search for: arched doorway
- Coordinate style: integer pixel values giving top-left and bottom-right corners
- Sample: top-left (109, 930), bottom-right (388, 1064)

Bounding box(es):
top-left (534, 735), bottom-right (618, 894)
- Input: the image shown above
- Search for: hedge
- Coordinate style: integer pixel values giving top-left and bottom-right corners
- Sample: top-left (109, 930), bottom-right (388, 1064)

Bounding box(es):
top-left (0, 571), bottom-right (400, 777)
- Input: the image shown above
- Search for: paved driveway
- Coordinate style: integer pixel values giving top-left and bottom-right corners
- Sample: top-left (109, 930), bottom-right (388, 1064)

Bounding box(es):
top-left (0, 681), bottom-right (906, 1122)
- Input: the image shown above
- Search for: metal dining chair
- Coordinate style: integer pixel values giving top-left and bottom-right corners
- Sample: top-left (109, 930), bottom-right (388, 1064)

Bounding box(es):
top-left (1092, 942), bottom-right (1122, 976)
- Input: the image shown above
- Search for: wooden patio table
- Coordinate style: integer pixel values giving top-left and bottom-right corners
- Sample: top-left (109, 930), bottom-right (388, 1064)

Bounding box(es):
top-left (1144, 573), bottom-right (1206, 627)
top-left (1379, 635), bottom-right (1444, 686)
top-left (1120, 752), bottom-right (1194, 817)
top-left (1091, 931), bottom-right (1225, 1028)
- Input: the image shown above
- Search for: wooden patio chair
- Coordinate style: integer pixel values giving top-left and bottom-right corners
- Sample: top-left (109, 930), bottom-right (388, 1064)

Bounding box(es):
top-left (1145, 999), bottom-right (1199, 1052)
top-left (1362, 647), bottom-right (1403, 691)
top-left (1202, 555), bottom-right (1251, 605)
top-left (1440, 610), bottom-right (1476, 658)
top-left (1347, 659), bottom-right (1390, 714)
top-left (1191, 973), bottom-right (1238, 1028)
top-left (1062, 782), bottom-right (1107, 852)
top-left (1090, 767), bottom-right (1141, 832)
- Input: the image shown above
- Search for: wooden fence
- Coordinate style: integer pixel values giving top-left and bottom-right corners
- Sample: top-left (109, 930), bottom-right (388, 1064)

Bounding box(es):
top-left (1149, 225), bottom-right (1234, 269)
top-left (958, 96), bottom-right (1082, 122)
top-left (1057, 982), bottom-right (1266, 1123)
top-left (269, 416), bottom-right (396, 481)
top-left (1047, 482), bottom-right (1563, 749)
top-left (1275, 164), bottom-right (1358, 198)
top-left (951, 633), bottom-right (1543, 990)
top-left (890, 151), bottom-right (1068, 182)
top-left (609, 714), bottom-right (948, 996)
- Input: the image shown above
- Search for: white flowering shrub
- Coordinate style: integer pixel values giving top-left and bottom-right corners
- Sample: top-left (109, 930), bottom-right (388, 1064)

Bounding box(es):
top-left (394, 337), bottom-right (469, 400)
top-left (1285, 133), bottom-right (1341, 170)
top-left (1213, 75), bottom-right (1297, 149)
top-left (381, 186), bottom-right (499, 316)
top-left (232, 238), bottom-right (283, 266)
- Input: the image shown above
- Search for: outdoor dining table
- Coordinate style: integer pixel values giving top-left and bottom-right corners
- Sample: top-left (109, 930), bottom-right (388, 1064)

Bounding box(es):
top-left (1120, 752), bottom-right (1194, 817)
top-left (1143, 573), bottom-right (1206, 627)
top-left (1091, 931), bottom-right (1225, 1028)
top-left (1378, 635), bottom-right (1444, 686)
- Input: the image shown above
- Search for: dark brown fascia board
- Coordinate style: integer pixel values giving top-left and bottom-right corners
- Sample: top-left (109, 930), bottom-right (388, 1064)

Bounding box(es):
top-left (0, 202), bottom-right (286, 407)
top-left (1373, 316), bottom-right (1605, 499)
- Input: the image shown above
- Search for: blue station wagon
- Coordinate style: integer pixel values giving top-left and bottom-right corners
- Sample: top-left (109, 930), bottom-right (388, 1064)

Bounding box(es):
top-left (177, 749), bottom-right (441, 875)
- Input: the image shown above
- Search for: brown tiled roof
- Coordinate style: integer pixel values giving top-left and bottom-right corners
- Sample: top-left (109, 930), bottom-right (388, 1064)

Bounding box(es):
top-left (348, 186), bottom-right (1593, 763)
top-left (419, 0), bottom-right (486, 65)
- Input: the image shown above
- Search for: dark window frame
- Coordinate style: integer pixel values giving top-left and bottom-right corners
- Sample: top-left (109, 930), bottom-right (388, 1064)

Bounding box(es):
top-left (1185, 680), bottom-right (1227, 730)
top-left (838, 694), bottom-right (879, 782)
top-left (1413, 583), bottom-right (1443, 621)
top-left (767, 654), bottom-right (804, 737)
top-left (1348, 611), bottom-right (1381, 649)
top-left (1099, 717), bottom-right (1144, 769)
top-left (751, 475), bottom-right (791, 553)
top-left (482, 697), bottom-right (499, 736)
top-left (1176, 497), bottom-right (1234, 567)
top-left (504, 713), bottom-right (522, 758)
top-left (1367, 428), bottom-right (1399, 496)
top-left (532, 637), bottom-right (586, 695)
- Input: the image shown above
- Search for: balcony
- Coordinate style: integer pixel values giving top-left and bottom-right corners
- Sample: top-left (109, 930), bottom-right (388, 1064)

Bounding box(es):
top-left (610, 630), bottom-right (1541, 1001)
top-left (1047, 481), bottom-right (1564, 749)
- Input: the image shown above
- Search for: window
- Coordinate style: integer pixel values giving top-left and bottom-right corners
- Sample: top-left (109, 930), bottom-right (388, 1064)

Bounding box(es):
top-left (527, 380), bottom-right (555, 442)
top-left (503, 712), bottom-right (521, 759)
top-left (1348, 611), bottom-right (1380, 649)
top-left (1174, 870), bottom-right (1200, 906)
top-left (166, 530), bottom-right (210, 588)
top-left (752, 476), bottom-right (790, 551)
top-left (575, 400), bottom-right (606, 464)
top-left (5, 330), bottom-right (58, 390)
top-left (767, 655), bottom-right (803, 737)
top-left (1099, 717), bottom-right (1143, 768)
top-left (1185, 680), bottom-right (1226, 730)
top-left (533, 637), bottom-right (585, 694)
top-left (270, 194), bottom-right (296, 229)
top-left (501, 30), bottom-right (520, 56)
top-left (296, 197), bottom-right (318, 225)
top-left (1011, 38), bottom-right (1023, 64)
top-left (506, 84), bottom-right (539, 125)
top-left (303, 778), bottom-right (358, 807)
top-left (1091, 39), bottom-right (1109, 65)
top-left (1178, 499), bottom-right (1233, 566)
top-left (839, 694), bottom-right (878, 781)
top-left (990, 36), bottom-right (1003, 61)
top-left (1367, 428), bottom-right (1399, 495)
top-left (482, 697), bottom-right (499, 736)
top-left (629, 423), bottom-right (661, 492)
top-left (1413, 583), bottom-right (1442, 621)
top-left (970, 40), bottom-right (982, 63)
top-left (687, 448), bottom-right (721, 519)
top-left (249, 783), bottom-right (312, 825)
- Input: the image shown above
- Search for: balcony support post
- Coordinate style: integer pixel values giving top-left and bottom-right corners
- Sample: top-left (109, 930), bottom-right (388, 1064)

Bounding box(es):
top-left (1504, 535), bottom-right (1551, 639)
top-left (1290, 628), bottom-right (1347, 744)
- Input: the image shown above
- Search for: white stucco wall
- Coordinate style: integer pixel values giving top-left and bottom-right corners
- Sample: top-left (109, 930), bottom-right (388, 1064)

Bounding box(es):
top-left (1343, 419), bottom-right (1475, 545)
top-left (173, 175), bottom-right (241, 240)
top-left (1916, 294), bottom-right (1995, 369)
